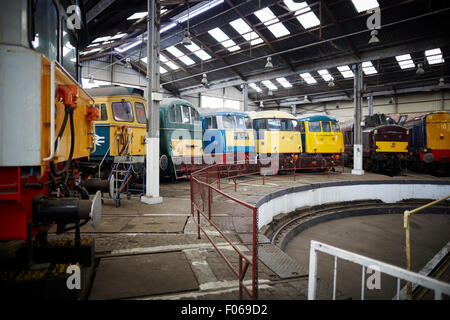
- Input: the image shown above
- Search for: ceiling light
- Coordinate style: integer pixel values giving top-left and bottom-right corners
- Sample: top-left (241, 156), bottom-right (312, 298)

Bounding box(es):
top-left (125, 58), bottom-right (132, 69)
top-left (201, 73), bottom-right (208, 85)
top-left (259, 101), bottom-right (264, 108)
top-left (89, 74), bottom-right (94, 84)
top-left (182, 30), bottom-right (192, 45)
top-left (268, 90), bottom-right (273, 96)
top-left (328, 80), bottom-right (335, 88)
top-left (368, 30), bottom-right (380, 44)
top-left (439, 77), bottom-right (445, 87)
top-left (265, 57), bottom-right (273, 69)
top-left (304, 95), bottom-right (310, 103)
top-left (416, 63), bottom-right (425, 75)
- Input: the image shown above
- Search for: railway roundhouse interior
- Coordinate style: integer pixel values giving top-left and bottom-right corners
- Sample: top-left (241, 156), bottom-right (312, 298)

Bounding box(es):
top-left (0, 0), bottom-right (449, 308)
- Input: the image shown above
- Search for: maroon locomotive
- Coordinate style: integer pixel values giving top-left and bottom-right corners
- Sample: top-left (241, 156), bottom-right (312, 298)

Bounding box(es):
top-left (342, 114), bottom-right (409, 174)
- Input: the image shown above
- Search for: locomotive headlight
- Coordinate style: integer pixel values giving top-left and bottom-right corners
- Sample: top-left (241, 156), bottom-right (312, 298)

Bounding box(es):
top-left (374, 130), bottom-right (378, 134)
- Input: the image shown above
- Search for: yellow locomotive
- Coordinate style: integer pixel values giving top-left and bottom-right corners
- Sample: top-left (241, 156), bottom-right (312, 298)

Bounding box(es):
top-left (251, 111), bottom-right (302, 171)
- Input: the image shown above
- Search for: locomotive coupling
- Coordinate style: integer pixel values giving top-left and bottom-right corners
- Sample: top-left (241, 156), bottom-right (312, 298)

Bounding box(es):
top-left (32, 191), bottom-right (102, 228)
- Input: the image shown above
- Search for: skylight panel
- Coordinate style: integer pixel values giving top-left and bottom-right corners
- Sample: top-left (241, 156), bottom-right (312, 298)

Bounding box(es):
top-left (254, 7), bottom-right (290, 38)
top-left (300, 72), bottom-right (317, 84)
top-left (337, 66), bottom-right (354, 78)
top-left (395, 54), bottom-right (415, 69)
top-left (165, 61), bottom-right (180, 71)
top-left (284, 1), bottom-right (320, 29)
top-left (110, 33), bottom-right (127, 40)
top-left (166, 46), bottom-right (184, 58)
top-left (92, 36), bottom-right (111, 43)
top-left (276, 77), bottom-right (293, 88)
top-left (160, 55), bottom-right (168, 63)
top-left (127, 12), bottom-right (147, 20)
top-left (184, 42), bottom-right (212, 61)
top-left (229, 18), bottom-right (264, 46)
top-left (362, 61), bottom-right (378, 75)
top-left (177, 0), bottom-right (224, 23)
top-left (351, 0), bottom-right (379, 13)
top-left (208, 28), bottom-right (240, 52)
top-left (425, 48), bottom-right (445, 65)
top-left (318, 69), bottom-right (334, 82)
top-left (249, 83), bottom-right (262, 93)
top-left (160, 66), bottom-right (168, 74)
top-left (179, 56), bottom-right (195, 66)
top-left (115, 39), bottom-right (142, 53)
top-left (262, 80), bottom-right (278, 91)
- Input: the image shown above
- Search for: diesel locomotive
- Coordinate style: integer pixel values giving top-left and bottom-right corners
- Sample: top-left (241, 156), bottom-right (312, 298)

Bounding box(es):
top-left (342, 114), bottom-right (409, 174)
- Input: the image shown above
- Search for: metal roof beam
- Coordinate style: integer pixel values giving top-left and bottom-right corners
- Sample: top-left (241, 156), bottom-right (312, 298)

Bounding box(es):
top-left (86, 0), bottom-right (118, 23)
top-left (178, 37), bottom-right (449, 96)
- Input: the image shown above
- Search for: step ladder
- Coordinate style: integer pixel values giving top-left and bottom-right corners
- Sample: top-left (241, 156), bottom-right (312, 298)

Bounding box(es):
top-left (110, 156), bottom-right (145, 207)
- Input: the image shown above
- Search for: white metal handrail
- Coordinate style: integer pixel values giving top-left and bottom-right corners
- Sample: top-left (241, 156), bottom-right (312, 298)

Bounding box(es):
top-left (308, 240), bottom-right (450, 300)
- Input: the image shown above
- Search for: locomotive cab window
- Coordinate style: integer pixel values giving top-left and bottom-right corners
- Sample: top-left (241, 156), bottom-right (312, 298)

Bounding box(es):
top-left (31, 0), bottom-right (59, 61)
top-left (112, 101), bottom-right (134, 122)
top-left (169, 105), bottom-right (182, 123)
top-left (331, 122), bottom-right (341, 132)
top-left (281, 119), bottom-right (298, 131)
top-left (190, 107), bottom-right (200, 124)
top-left (299, 122), bottom-right (306, 133)
top-left (223, 115), bottom-right (236, 129)
top-left (268, 119), bottom-right (281, 131)
top-left (62, 24), bottom-right (77, 79)
top-left (205, 117), bottom-right (218, 129)
top-left (308, 121), bottom-right (322, 132)
top-left (181, 105), bottom-right (191, 124)
top-left (322, 121), bottom-right (331, 132)
top-left (100, 104), bottom-right (108, 121)
top-left (135, 102), bottom-right (147, 124)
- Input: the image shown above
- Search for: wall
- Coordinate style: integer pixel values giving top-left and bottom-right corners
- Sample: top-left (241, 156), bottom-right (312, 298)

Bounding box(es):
top-left (256, 180), bottom-right (450, 229)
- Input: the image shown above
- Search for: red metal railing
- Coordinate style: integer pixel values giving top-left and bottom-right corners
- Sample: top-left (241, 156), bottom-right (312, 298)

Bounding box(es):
top-left (189, 156), bottom-right (344, 299)
top-left (190, 164), bottom-right (259, 300)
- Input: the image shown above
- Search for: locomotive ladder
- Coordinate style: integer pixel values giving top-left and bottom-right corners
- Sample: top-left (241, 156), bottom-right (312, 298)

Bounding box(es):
top-left (110, 156), bottom-right (145, 207)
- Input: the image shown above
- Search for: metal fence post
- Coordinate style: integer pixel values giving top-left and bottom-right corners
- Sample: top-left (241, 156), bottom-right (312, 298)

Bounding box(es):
top-left (252, 207), bottom-right (258, 300)
top-left (308, 242), bottom-right (318, 300)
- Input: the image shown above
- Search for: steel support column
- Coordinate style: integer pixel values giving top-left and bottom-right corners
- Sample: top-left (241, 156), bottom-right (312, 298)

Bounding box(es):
top-left (352, 63), bottom-right (364, 175)
top-left (243, 83), bottom-right (248, 112)
top-left (142, 0), bottom-right (163, 205)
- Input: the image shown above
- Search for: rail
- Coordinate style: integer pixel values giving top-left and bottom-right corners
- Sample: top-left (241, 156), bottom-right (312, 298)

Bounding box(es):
top-left (190, 164), bottom-right (259, 300)
top-left (404, 194), bottom-right (450, 299)
top-left (308, 240), bottom-right (450, 300)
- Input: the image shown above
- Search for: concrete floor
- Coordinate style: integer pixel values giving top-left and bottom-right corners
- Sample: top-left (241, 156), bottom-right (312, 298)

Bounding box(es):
top-left (47, 168), bottom-right (450, 300)
top-left (284, 214), bottom-right (450, 300)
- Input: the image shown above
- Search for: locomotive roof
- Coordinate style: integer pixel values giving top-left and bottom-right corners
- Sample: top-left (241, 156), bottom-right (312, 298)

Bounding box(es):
top-left (86, 86), bottom-right (144, 98)
top-left (160, 98), bottom-right (196, 110)
top-left (201, 111), bottom-right (250, 118)
top-left (250, 110), bottom-right (297, 120)
top-left (297, 115), bottom-right (338, 122)
top-left (404, 111), bottom-right (450, 124)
